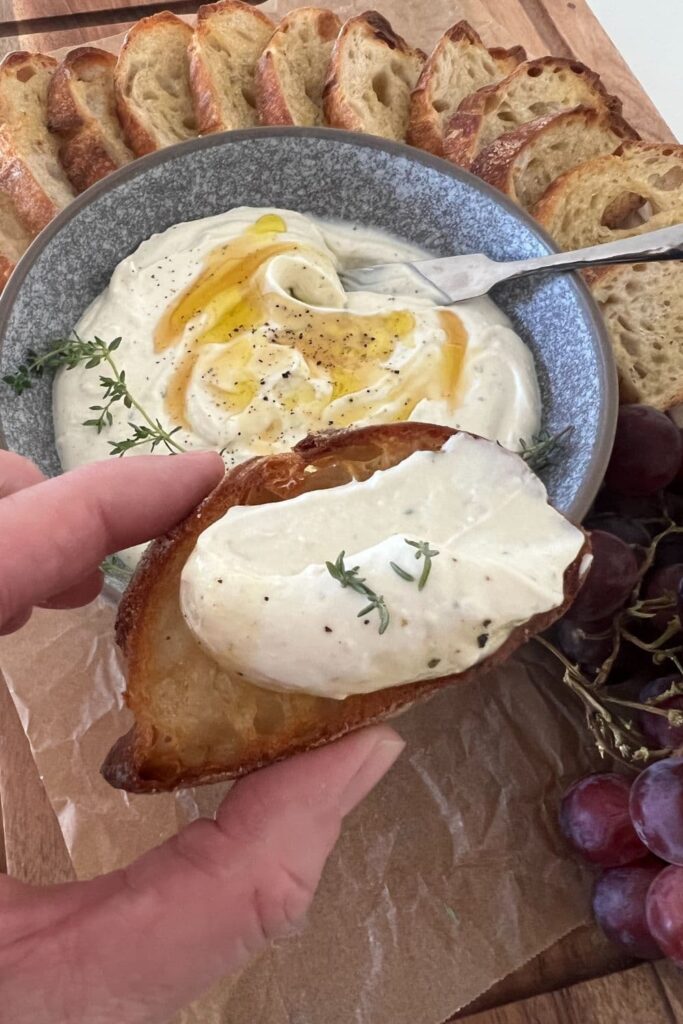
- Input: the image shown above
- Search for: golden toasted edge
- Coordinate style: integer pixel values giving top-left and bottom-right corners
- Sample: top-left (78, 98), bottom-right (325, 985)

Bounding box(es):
top-left (323, 11), bottom-right (427, 133)
top-left (531, 140), bottom-right (683, 227)
top-left (470, 105), bottom-right (639, 199)
top-left (255, 8), bottom-right (341, 127)
top-left (115, 12), bottom-right (193, 156)
top-left (0, 52), bottom-right (62, 233)
top-left (407, 20), bottom-right (525, 157)
top-left (102, 423), bottom-right (590, 793)
top-left (48, 47), bottom-right (125, 193)
top-left (189, 0), bottom-right (275, 134)
top-left (443, 55), bottom-right (622, 169)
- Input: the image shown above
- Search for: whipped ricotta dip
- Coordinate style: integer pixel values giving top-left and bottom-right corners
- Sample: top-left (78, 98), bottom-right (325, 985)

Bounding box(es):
top-left (181, 434), bottom-right (586, 700)
top-left (54, 207), bottom-right (541, 476)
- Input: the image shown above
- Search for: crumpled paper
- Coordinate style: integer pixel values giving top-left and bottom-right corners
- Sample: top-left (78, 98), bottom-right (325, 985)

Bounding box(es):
top-left (2, 2), bottom-right (603, 1020)
top-left (0, 597), bottom-right (597, 1023)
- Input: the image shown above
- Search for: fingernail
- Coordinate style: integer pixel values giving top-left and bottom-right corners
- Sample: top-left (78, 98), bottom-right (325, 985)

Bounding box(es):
top-left (339, 731), bottom-right (405, 816)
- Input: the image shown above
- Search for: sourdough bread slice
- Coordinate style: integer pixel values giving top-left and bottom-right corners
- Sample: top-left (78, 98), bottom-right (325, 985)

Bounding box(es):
top-left (443, 56), bottom-right (625, 169)
top-left (532, 141), bottom-right (683, 249)
top-left (115, 12), bottom-right (197, 156)
top-left (48, 46), bottom-right (133, 193)
top-left (0, 192), bottom-right (32, 289)
top-left (471, 105), bottom-right (638, 210)
top-left (102, 423), bottom-right (589, 793)
top-left (407, 20), bottom-right (525, 157)
top-left (323, 11), bottom-right (426, 141)
top-left (587, 261), bottom-right (683, 411)
top-left (0, 51), bottom-right (75, 234)
top-left (189, 0), bottom-right (275, 133)
top-left (256, 6), bottom-right (341, 126)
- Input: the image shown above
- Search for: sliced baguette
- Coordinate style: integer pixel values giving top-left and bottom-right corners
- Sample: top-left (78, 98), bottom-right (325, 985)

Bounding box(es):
top-left (532, 141), bottom-right (683, 249)
top-left (471, 105), bottom-right (638, 211)
top-left (256, 6), bottom-right (341, 127)
top-left (114, 12), bottom-right (197, 156)
top-left (586, 262), bottom-right (683, 411)
top-left (323, 11), bottom-right (426, 141)
top-left (0, 192), bottom-right (33, 289)
top-left (443, 56), bottom-right (626, 169)
top-left (0, 51), bottom-right (75, 234)
top-left (48, 46), bottom-right (134, 193)
top-left (102, 423), bottom-right (589, 793)
top-left (407, 20), bottom-right (525, 158)
top-left (189, 0), bottom-right (275, 133)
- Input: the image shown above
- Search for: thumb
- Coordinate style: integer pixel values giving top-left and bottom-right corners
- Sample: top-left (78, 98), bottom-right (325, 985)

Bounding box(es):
top-left (1, 726), bottom-right (404, 1024)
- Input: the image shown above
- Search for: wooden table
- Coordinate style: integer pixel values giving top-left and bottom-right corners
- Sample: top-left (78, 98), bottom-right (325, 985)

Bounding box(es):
top-left (0, 1), bottom-right (680, 1021)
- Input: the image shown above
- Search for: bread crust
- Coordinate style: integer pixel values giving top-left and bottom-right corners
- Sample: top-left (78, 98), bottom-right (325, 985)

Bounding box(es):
top-left (443, 56), bottom-right (623, 169)
top-left (0, 51), bottom-right (66, 233)
top-left (323, 11), bottom-right (426, 136)
top-left (255, 7), bottom-right (341, 127)
top-left (189, 0), bottom-right (275, 134)
top-left (470, 105), bottom-right (638, 203)
top-left (407, 21), bottom-right (525, 157)
top-left (115, 12), bottom-right (194, 156)
top-left (0, 254), bottom-right (15, 290)
top-left (48, 47), bottom-right (131, 193)
top-left (102, 423), bottom-right (589, 793)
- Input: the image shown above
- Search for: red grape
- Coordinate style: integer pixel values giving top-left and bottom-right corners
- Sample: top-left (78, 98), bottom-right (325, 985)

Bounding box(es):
top-left (605, 406), bottom-right (683, 496)
top-left (630, 758), bottom-right (683, 864)
top-left (560, 773), bottom-right (648, 866)
top-left (556, 617), bottom-right (614, 672)
top-left (570, 531), bottom-right (639, 623)
top-left (638, 676), bottom-right (683, 749)
top-left (642, 563), bottom-right (683, 635)
top-left (655, 532), bottom-right (683, 569)
top-left (592, 489), bottom-right (664, 523)
top-left (665, 491), bottom-right (683, 524)
top-left (647, 865), bottom-right (683, 966)
top-left (584, 514), bottom-right (651, 548)
top-left (666, 429), bottom-right (683, 493)
top-left (593, 859), bottom-right (664, 959)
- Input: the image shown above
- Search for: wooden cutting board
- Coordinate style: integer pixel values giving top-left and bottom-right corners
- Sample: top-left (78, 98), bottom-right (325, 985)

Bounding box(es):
top-left (0, 1), bottom-right (679, 1021)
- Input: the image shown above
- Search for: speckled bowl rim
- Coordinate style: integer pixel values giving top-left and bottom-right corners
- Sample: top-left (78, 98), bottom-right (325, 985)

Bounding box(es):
top-left (0, 126), bottom-right (617, 521)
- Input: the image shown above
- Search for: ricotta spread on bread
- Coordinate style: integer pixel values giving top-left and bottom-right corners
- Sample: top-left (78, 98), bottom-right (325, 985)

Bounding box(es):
top-left (180, 434), bottom-right (585, 700)
top-left (54, 207), bottom-right (540, 471)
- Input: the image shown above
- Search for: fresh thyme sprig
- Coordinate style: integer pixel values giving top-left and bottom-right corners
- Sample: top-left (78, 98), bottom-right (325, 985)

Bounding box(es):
top-left (326, 550), bottom-right (390, 635)
top-left (520, 426), bottom-right (572, 473)
top-left (3, 334), bottom-right (185, 457)
top-left (405, 538), bottom-right (440, 590)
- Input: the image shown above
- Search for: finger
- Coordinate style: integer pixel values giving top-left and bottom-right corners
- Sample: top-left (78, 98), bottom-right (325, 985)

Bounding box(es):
top-left (0, 451), bottom-right (44, 497)
top-left (0, 451), bottom-right (223, 626)
top-left (1, 727), bottom-right (404, 1024)
top-left (38, 569), bottom-right (104, 610)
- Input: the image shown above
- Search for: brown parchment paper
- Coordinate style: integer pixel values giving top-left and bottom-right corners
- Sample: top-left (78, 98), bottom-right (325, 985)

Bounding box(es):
top-left (0, 597), bottom-right (598, 1023)
top-left (1, 2), bottom-right (603, 1020)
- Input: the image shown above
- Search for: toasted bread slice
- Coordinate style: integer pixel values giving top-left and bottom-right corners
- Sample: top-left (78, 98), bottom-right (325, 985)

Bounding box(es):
top-left (471, 105), bottom-right (638, 211)
top-left (532, 141), bottom-right (683, 249)
top-left (102, 423), bottom-right (589, 793)
top-left (114, 12), bottom-right (197, 156)
top-left (0, 192), bottom-right (32, 289)
top-left (407, 21), bottom-right (525, 158)
top-left (443, 56), bottom-right (626, 169)
top-left (48, 46), bottom-right (134, 193)
top-left (586, 261), bottom-right (683, 411)
top-left (256, 7), bottom-right (341, 127)
top-left (189, 0), bottom-right (275, 133)
top-left (0, 51), bottom-right (75, 234)
top-left (323, 12), bottom-right (426, 141)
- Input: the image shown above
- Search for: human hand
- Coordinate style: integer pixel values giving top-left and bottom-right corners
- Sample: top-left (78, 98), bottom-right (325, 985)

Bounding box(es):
top-left (0, 451), bottom-right (405, 1023)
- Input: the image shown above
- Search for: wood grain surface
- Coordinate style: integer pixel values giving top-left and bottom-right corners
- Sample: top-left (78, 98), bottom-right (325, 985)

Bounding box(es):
top-left (0, 1), bottom-right (680, 1021)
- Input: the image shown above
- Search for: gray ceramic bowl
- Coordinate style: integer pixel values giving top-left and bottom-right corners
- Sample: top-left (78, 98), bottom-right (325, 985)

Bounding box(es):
top-left (0, 128), bottom-right (616, 519)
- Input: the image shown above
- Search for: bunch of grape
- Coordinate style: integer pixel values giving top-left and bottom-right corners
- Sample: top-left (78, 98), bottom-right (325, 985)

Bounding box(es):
top-left (551, 404), bottom-right (683, 754)
top-left (556, 405), bottom-right (683, 962)
top-left (561, 765), bottom-right (683, 963)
